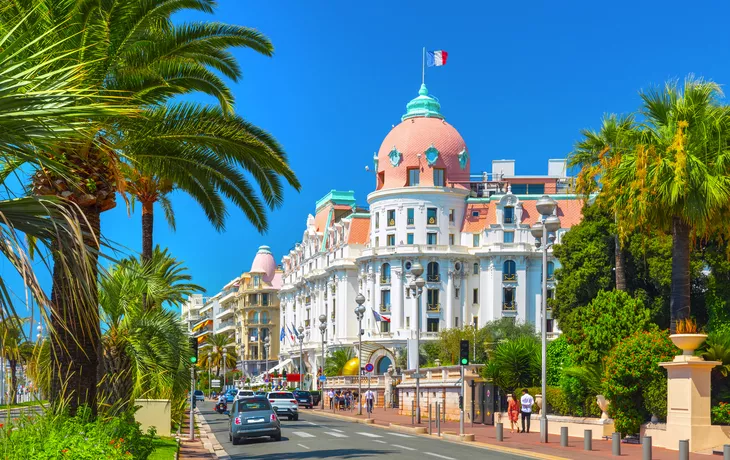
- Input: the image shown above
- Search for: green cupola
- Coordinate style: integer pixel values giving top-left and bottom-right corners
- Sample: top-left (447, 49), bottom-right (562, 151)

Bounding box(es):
top-left (401, 84), bottom-right (444, 121)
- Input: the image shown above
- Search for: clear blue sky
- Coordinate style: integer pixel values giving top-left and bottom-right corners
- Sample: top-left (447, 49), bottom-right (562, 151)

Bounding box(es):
top-left (5, 0), bottom-right (730, 326)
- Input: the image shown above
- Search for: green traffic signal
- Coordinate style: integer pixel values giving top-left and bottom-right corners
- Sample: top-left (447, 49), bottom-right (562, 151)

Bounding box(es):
top-left (189, 337), bottom-right (199, 364)
top-left (190, 356), bottom-right (198, 364)
top-left (460, 358), bottom-right (468, 365)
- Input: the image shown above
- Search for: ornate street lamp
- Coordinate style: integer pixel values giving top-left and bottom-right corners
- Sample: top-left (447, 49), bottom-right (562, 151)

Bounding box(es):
top-left (207, 351), bottom-right (212, 398)
top-left (354, 293), bottom-right (366, 415)
top-left (407, 262), bottom-right (426, 424)
top-left (319, 314), bottom-right (327, 410)
top-left (223, 350), bottom-right (228, 391)
top-left (530, 195), bottom-right (561, 443)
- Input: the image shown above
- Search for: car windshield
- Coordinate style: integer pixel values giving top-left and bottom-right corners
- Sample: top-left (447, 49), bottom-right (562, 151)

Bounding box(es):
top-left (239, 400), bottom-right (271, 412)
top-left (238, 392), bottom-right (253, 396)
top-left (269, 393), bottom-right (294, 399)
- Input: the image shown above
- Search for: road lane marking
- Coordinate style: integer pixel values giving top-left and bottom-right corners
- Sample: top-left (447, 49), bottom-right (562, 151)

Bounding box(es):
top-left (356, 432), bottom-right (382, 438)
top-left (392, 444), bottom-right (417, 451)
top-left (325, 431), bottom-right (348, 438)
top-left (425, 453), bottom-right (455, 460)
top-left (331, 428), bottom-right (344, 433)
top-left (306, 421), bottom-right (318, 426)
top-left (292, 431), bottom-right (316, 438)
top-left (297, 443), bottom-right (311, 450)
top-left (373, 440), bottom-right (387, 444)
top-left (387, 433), bottom-right (413, 438)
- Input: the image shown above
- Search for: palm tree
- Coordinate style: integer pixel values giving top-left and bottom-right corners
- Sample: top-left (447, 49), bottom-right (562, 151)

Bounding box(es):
top-left (324, 348), bottom-right (354, 377)
top-left (98, 247), bottom-right (201, 413)
top-left (570, 114), bottom-right (637, 291)
top-left (573, 77), bottom-right (730, 331)
top-left (200, 333), bottom-right (237, 378)
top-left (0, 318), bottom-right (30, 404)
top-left (483, 337), bottom-right (541, 393)
top-left (1, 0), bottom-right (298, 413)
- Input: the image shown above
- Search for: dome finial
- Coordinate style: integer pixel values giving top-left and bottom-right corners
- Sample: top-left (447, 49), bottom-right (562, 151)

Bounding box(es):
top-left (402, 84), bottom-right (444, 121)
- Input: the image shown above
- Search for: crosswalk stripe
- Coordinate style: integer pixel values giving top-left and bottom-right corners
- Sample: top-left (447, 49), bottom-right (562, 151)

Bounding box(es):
top-left (425, 453), bottom-right (455, 460)
top-left (325, 431), bottom-right (348, 438)
top-left (356, 432), bottom-right (383, 438)
top-left (331, 428), bottom-right (344, 433)
top-left (388, 433), bottom-right (413, 438)
top-left (373, 440), bottom-right (387, 444)
top-left (392, 444), bottom-right (417, 451)
top-left (292, 431), bottom-right (315, 438)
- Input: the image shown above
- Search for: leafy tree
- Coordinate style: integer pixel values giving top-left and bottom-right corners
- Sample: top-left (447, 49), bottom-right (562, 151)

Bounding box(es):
top-left (562, 290), bottom-right (654, 365)
top-left (0, 318), bottom-right (33, 404)
top-left (434, 326), bottom-right (478, 365)
top-left (324, 348), bottom-right (354, 376)
top-left (477, 318), bottom-right (537, 358)
top-left (603, 330), bottom-right (678, 434)
top-left (482, 337), bottom-right (541, 393)
top-left (546, 335), bottom-right (571, 386)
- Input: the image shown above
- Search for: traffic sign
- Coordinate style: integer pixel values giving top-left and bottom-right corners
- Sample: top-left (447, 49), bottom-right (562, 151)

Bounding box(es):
top-left (319, 375), bottom-right (326, 382)
top-left (412, 372), bottom-right (424, 379)
top-left (364, 363), bottom-right (374, 373)
top-left (211, 379), bottom-right (221, 388)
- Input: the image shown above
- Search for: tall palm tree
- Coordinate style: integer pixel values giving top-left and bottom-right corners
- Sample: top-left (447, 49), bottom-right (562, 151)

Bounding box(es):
top-left (570, 114), bottom-right (637, 291)
top-left (98, 247), bottom-right (201, 413)
top-left (0, 318), bottom-right (30, 404)
top-left (200, 333), bottom-right (237, 378)
top-left (324, 348), bottom-right (354, 377)
top-left (1, 0), bottom-right (298, 413)
top-left (579, 77), bottom-right (730, 331)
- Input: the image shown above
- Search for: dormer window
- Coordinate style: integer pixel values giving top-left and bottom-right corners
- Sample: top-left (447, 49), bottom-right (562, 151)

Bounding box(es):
top-left (407, 168), bottom-right (420, 186)
top-left (504, 206), bottom-right (514, 224)
top-left (433, 168), bottom-right (445, 187)
top-left (253, 275), bottom-right (260, 287)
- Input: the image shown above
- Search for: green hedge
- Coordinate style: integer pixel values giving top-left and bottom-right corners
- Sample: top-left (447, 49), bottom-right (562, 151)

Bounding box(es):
top-left (525, 386), bottom-right (600, 418)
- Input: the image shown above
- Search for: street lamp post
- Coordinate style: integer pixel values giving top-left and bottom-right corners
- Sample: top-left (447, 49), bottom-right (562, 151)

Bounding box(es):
top-left (407, 263), bottom-right (426, 424)
top-left (354, 293), bottom-right (366, 415)
top-left (319, 314), bottom-right (327, 411)
top-left (223, 350), bottom-right (228, 391)
top-left (530, 195), bottom-right (561, 444)
top-left (207, 351), bottom-right (212, 398)
top-left (297, 325), bottom-right (305, 385)
top-left (264, 335), bottom-right (270, 390)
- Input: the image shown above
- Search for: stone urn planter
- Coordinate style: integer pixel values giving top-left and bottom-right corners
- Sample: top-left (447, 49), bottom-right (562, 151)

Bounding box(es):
top-left (596, 394), bottom-right (610, 420)
top-left (535, 394), bottom-right (542, 414)
top-left (669, 333), bottom-right (708, 356)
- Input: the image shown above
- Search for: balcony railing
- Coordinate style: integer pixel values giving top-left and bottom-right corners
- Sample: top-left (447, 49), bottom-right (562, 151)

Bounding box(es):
top-left (504, 216), bottom-right (514, 224)
top-left (427, 274), bottom-right (440, 282)
top-left (427, 303), bottom-right (440, 312)
top-left (407, 218), bottom-right (414, 225)
top-left (380, 276), bottom-right (391, 284)
top-left (380, 304), bottom-right (391, 313)
top-left (387, 218), bottom-right (395, 227)
top-left (503, 273), bottom-right (517, 281)
top-left (503, 301), bottom-right (517, 311)
top-left (304, 319), bottom-right (310, 327)
top-left (331, 312), bottom-right (336, 320)
top-left (547, 274), bottom-right (555, 281)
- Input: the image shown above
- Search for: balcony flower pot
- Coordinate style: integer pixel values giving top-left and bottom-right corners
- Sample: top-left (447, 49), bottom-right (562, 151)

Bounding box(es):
top-left (669, 333), bottom-right (708, 356)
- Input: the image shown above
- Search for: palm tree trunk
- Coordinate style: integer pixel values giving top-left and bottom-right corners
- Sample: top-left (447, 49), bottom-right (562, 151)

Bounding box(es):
top-left (49, 206), bottom-right (101, 416)
top-left (615, 235), bottom-right (627, 291)
top-left (10, 359), bottom-right (17, 405)
top-left (670, 217), bottom-right (691, 333)
top-left (142, 200), bottom-right (154, 262)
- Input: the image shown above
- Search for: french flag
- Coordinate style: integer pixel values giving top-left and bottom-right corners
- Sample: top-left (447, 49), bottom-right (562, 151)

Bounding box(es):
top-left (372, 308), bottom-right (391, 323)
top-left (427, 50), bottom-right (448, 67)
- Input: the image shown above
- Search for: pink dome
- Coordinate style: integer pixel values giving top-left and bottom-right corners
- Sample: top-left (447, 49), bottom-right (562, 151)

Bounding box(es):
top-left (375, 85), bottom-right (470, 191)
top-left (250, 245), bottom-right (276, 284)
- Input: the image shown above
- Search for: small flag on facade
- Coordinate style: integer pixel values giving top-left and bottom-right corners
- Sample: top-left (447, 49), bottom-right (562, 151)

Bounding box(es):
top-left (427, 50), bottom-right (448, 67)
top-left (372, 308), bottom-right (391, 323)
top-left (279, 326), bottom-right (285, 342)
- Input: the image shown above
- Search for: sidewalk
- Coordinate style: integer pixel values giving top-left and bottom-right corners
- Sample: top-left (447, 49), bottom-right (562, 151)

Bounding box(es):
top-left (311, 406), bottom-right (711, 459)
top-left (179, 409), bottom-right (216, 460)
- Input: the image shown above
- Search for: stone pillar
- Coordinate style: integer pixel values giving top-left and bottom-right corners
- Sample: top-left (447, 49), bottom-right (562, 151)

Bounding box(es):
top-left (392, 264), bottom-right (403, 331)
top-left (445, 261), bottom-right (454, 328)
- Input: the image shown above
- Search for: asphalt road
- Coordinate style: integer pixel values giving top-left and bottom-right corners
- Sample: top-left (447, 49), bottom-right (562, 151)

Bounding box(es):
top-left (199, 405), bottom-right (526, 460)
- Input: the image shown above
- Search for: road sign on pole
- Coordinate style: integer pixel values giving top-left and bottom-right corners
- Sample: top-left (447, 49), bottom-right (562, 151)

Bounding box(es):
top-left (319, 375), bottom-right (326, 382)
top-left (365, 363), bottom-right (374, 373)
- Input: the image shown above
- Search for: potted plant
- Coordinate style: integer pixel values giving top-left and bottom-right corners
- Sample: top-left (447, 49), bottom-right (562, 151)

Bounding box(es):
top-left (669, 318), bottom-right (707, 356)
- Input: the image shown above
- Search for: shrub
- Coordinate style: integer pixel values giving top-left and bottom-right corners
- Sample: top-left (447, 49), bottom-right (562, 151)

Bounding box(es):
top-left (483, 337), bottom-right (540, 393)
top-left (546, 335), bottom-right (571, 386)
top-left (525, 386), bottom-right (600, 417)
top-left (603, 330), bottom-right (678, 435)
top-left (711, 402), bottom-right (730, 425)
top-left (643, 378), bottom-right (667, 421)
top-left (0, 407), bottom-right (155, 459)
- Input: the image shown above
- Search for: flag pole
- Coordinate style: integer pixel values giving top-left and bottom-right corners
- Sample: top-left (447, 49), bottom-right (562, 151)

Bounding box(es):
top-left (422, 47), bottom-right (426, 85)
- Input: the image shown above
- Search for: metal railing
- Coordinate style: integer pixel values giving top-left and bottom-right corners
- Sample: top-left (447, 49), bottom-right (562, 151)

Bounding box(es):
top-left (502, 302), bottom-right (517, 311)
top-left (427, 274), bottom-right (440, 282)
top-left (504, 216), bottom-right (514, 224)
top-left (380, 304), bottom-right (391, 313)
top-left (427, 303), bottom-right (441, 312)
top-left (503, 273), bottom-right (517, 281)
top-left (407, 218), bottom-right (414, 225)
top-left (380, 276), bottom-right (391, 284)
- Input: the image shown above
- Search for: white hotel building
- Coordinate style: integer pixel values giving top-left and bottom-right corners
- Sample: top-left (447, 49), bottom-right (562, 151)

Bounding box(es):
top-left (278, 84), bottom-right (584, 376)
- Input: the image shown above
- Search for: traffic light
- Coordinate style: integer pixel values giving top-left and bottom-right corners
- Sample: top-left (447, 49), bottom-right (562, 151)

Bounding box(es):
top-left (189, 337), bottom-right (198, 364)
top-left (459, 395), bottom-right (464, 410)
top-left (459, 339), bottom-right (470, 366)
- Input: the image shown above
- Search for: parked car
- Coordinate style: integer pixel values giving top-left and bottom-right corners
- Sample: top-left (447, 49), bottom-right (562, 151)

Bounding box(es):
top-left (293, 390), bottom-right (313, 409)
top-left (267, 391), bottom-right (299, 421)
top-left (255, 391), bottom-right (267, 397)
top-left (194, 390), bottom-right (205, 402)
top-left (229, 397), bottom-right (281, 445)
top-left (236, 390), bottom-right (255, 401)
top-left (225, 389), bottom-right (237, 403)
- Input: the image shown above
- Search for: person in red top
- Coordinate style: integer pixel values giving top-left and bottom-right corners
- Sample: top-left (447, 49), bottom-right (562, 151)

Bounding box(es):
top-left (507, 394), bottom-right (519, 433)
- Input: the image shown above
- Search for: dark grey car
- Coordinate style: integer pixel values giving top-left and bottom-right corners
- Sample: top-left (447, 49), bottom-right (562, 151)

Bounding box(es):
top-left (228, 397), bottom-right (281, 445)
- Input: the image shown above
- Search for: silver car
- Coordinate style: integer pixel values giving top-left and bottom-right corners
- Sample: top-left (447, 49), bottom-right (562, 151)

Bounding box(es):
top-left (229, 397), bottom-right (281, 445)
top-left (267, 391), bottom-right (299, 421)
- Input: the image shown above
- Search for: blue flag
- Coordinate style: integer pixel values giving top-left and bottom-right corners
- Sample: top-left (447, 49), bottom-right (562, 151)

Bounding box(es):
top-left (279, 326), bottom-right (285, 341)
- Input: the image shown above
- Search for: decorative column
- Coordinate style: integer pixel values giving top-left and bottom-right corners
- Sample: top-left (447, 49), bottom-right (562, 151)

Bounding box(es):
top-left (392, 264), bottom-right (403, 331)
top-left (445, 260), bottom-right (454, 328)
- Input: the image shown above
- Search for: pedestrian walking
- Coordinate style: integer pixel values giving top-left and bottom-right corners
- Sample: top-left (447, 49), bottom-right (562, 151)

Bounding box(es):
top-left (328, 389), bottom-right (335, 409)
top-left (507, 394), bottom-right (519, 433)
top-left (519, 388), bottom-right (534, 433)
top-left (364, 389), bottom-right (375, 413)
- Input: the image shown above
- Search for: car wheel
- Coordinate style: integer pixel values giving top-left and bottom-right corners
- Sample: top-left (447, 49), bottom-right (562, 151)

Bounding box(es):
top-left (288, 416), bottom-right (293, 420)
top-left (272, 433), bottom-right (282, 442)
top-left (229, 433), bottom-right (232, 442)
top-left (293, 415), bottom-right (299, 421)
top-left (231, 437), bottom-right (240, 446)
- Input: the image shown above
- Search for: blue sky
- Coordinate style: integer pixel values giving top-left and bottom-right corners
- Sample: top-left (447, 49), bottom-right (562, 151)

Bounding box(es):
top-left (5, 0), bottom-right (730, 328)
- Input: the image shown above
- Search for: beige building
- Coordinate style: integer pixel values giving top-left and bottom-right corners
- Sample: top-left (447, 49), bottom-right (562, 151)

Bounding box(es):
top-left (235, 246), bottom-right (282, 378)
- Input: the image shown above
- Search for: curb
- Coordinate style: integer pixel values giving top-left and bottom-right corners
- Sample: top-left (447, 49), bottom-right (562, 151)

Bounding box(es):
top-left (441, 431), bottom-right (475, 442)
top-left (389, 423), bottom-right (428, 434)
top-left (307, 410), bottom-right (568, 460)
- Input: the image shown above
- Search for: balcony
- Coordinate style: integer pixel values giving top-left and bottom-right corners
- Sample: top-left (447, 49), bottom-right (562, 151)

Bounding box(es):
top-left (426, 303), bottom-right (440, 312)
top-left (380, 276), bottom-right (391, 285)
top-left (387, 218), bottom-right (395, 227)
top-left (427, 274), bottom-right (440, 282)
top-left (503, 273), bottom-right (517, 282)
top-left (503, 301), bottom-right (517, 311)
top-left (380, 304), bottom-right (391, 313)
top-left (331, 312), bottom-right (336, 320)
top-left (504, 216), bottom-right (514, 224)
top-left (304, 319), bottom-right (311, 327)
top-left (407, 218), bottom-right (414, 225)
top-left (216, 320), bottom-right (236, 335)
top-left (216, 306), bottom-right (235, 320)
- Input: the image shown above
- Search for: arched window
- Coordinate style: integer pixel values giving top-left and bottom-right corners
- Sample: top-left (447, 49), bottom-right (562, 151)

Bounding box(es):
top-left (547, 262), bottom-right (555, 280)
top-left (377, 356), bottom-right (393, 375)
top-left (253, 311), bottom-right (260, 324)
top-left (473, 263), bottom-right (479, 275)
top-left (427, 262), bottom-right (440, 282)
top-left (381, 263), bottom-right (391, 284)
top-left (261, 311), bottom-right (270, 324)
top-left (503, 260), bottom-right (516, 281)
